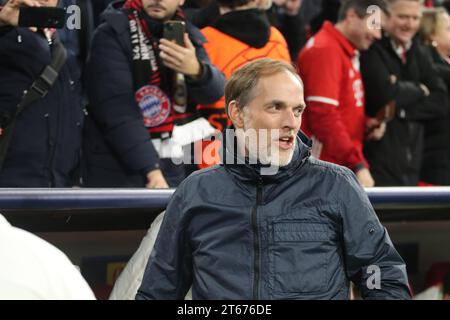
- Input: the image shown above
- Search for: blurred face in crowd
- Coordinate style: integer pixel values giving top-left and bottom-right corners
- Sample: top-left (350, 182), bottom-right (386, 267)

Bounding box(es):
top-left (345, 8), bottom-right (384, 51)
top-left (142, 0), bottom-right (185, 21)
top-left (385, 0), bottom-right (422, 46)
top-left (256, 0), bottom-right (273, 10)
top-left (284, 0), bottom-right (302, 15)
top-left (432, 12), bottom-right (450, 56)
top-left (272, 0), bottom-right (303, 14)
top-left (230, 71), bottom-right (305, 167)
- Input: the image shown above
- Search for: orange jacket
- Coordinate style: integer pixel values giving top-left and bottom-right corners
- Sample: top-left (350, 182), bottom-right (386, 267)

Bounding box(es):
top-left (199, 26), bottom-right (291, 132)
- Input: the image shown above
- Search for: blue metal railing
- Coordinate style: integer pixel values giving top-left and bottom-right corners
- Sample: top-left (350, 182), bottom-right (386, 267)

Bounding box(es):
top-left (368, 187), bottom-right (450, 207)
top-left (0, 188), bottom-right (174, 209)
top-left (1, 187), bottom-right (450, 231)
top-left (1, 187), bottom-right (450, 208)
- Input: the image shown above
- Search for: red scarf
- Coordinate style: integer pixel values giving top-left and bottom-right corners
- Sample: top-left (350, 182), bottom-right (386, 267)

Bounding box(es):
top-left (123, 0), bottom-right (187, 138)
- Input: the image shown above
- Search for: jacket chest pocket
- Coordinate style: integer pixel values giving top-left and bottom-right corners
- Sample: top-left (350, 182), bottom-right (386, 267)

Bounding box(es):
top-left (269, 221), bottom-right (332, 296)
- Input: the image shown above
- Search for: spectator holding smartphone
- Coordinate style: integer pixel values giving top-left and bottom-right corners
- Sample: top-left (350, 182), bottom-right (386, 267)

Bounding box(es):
top-left (0, 0), bottom-right (85, 187)
top-left (83, 0), bottom-right (225, 188)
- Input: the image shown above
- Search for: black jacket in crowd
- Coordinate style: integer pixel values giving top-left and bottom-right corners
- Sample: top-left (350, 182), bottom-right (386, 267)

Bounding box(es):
top-left (420, 45), bottom-right (450, 185)
top-left (267, 4), bottom-right (306, 62)
top-left (82, 1), bottom-right (225, 187)
top-left (360, 34), bottom-right (449, 186)
top-left (0, 27), bottom-right (84, 187)
top-left (136, 131), bottom-right (411, 300)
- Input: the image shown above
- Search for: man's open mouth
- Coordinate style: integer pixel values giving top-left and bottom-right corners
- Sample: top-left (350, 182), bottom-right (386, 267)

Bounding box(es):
top-left (277, 136), bottom-right (295, 150)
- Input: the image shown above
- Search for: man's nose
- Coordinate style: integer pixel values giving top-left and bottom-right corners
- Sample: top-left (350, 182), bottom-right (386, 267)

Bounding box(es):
top-left (405, 18), bottom-right (414, 29)
top-left (282, 109), bottom-right (300, 129)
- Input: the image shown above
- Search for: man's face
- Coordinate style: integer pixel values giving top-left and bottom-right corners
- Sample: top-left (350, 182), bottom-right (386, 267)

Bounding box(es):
top-left (347, 10), bottom-right (384, 51)
top-left (142, 0), bottom-right (184, 21)
top-left (237, 71), bottom-right (305, 167)
top-left (385, 0), bottom-right (422, 46)
top-left (433, 12), bottom-right (450, 56)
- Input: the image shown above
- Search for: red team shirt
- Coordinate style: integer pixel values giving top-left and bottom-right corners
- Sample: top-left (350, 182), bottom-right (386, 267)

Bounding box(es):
top-left (297, 22), bottom-right (368, 170)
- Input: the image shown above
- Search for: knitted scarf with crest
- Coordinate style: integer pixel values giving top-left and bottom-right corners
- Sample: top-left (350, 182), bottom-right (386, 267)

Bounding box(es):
top-left (123, 0), bottom-right (187, 138)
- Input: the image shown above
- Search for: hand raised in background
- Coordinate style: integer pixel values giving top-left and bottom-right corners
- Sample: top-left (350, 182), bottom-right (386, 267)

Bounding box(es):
top-left (0, 0), bottom-right (41, 27)
top-left (159, 34), bottom-right (203, 80)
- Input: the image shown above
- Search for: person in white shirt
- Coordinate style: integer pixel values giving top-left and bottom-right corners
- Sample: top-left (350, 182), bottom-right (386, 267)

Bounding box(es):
top-left (0, 214), bottom-right (96, 300)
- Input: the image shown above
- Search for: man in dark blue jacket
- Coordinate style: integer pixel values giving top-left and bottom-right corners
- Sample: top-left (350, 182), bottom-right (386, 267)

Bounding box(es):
top-left (0, 0), bottom-right (84, 187)
top-left (136, 59), bottom-right (411, 300)
top-left (83, 0), bottom-right (225, 188)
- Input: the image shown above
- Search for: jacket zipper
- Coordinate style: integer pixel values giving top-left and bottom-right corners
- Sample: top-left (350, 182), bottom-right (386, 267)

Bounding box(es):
top-left (252, 179), bottom-right (263, 299)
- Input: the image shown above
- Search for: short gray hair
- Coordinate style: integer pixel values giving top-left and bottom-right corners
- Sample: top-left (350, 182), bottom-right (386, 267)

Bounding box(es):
top-left (225, 58), bottom-right (302, 116)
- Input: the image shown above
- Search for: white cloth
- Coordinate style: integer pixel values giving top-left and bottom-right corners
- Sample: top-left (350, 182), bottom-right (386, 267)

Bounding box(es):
top-left (414, 285), bottom-right (443, 300)
top-left (0, 214), bottom-right (96, 300)
top-left (152, 117), bottom-right (216, 159)
top-left (109, 211), bottom-right (192, 300)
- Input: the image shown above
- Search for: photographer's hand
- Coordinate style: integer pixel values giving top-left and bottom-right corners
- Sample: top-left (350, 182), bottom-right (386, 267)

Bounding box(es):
top-left (0, 0), bottom-right (41, 27)
top-left (159, 33), bottom-right (202, 80)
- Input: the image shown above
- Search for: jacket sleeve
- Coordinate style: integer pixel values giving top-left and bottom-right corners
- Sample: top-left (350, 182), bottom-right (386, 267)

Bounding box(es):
top-left (298, 48), bottom-right (368, 170)
top-left (434, 63), bottom-right (450, 84)
top-left (402, 46), bottom-right (449, 121)
top-left (0, 28), bottom-right (21, 125)
top-left (185, 24), bottom-right (225, 105)
top-left (136, 186), bottom-right (192, 300)
top-left (360, 47), bottom-right (423, 116)
top-left (361, 44), bottom-right (449, 121)
top-left (86, 24), bottom-right (160, 173)
top-left (338, 169), bottom-right (411, 299)
top-left (277, 13), bottom-right (305, 62)
top-left (0, 28), bottom-right (51, 127)
top-left (425, 45), bottom-right (450, 84)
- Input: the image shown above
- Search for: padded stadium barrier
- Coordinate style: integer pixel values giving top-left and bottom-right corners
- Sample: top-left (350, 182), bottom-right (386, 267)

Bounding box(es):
top-left (1, 187), bottom-right (450, 232)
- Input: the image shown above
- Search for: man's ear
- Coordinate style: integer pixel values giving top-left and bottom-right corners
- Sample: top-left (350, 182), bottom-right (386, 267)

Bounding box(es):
top-left (345, 8), bottom-right (360, 24)
top-left (346, 8), bottom-right (359, 22)
top-left (228, 100), bottom-right (244, 129)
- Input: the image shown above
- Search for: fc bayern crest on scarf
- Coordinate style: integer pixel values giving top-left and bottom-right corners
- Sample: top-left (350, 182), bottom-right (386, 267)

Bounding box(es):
top-left (136, 85), bottom-right (171, 128)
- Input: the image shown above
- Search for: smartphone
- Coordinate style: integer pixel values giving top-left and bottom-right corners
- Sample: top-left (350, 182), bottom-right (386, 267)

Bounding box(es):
top-left (18, 7), bottom-right (66, 29)
top-left (163, 21), bottom-right (185, 46)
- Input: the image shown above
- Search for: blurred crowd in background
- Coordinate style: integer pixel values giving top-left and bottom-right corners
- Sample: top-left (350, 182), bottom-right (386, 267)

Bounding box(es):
top-left (0, 0), bottom-right (449, 189)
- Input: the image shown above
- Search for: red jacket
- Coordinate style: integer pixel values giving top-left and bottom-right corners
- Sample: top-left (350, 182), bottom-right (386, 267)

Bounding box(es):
top-left (297, 21), bottom-right (368, 171)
